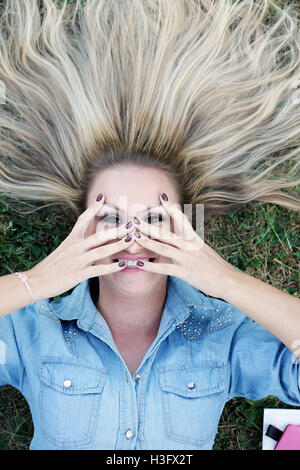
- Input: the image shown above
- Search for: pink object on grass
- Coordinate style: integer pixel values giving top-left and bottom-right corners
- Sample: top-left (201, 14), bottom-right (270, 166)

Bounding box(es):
top-left (275, 425), bottom-right (300, 450)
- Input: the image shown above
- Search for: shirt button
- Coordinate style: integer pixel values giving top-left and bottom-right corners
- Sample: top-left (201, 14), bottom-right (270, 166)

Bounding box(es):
top-left (187, 382), bottom-right (195, 389)
top-left (125, 429), bottom-right (134, 440)
top-left (135, 374), bottom-right (142, 381)
top-left (64, 379), bottom-right (72, 388)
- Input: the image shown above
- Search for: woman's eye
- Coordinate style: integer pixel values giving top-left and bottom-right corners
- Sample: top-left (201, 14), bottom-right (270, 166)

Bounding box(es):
top-left (147, 214), bottom-right (164, 224)
top-left (99, 214), bottom-right (120, 225)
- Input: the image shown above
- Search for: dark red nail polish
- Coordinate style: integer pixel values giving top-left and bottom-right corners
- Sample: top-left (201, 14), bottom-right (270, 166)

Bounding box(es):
top-left (118, 260), bottom-right (126, 267)
top-left (134, 231), bottom-right (141, 238)
top-left (124, 235), bottom-right (132, 242)
top-left (161, 193), bottom-right (168, 201)
top-left (125, 221), bottom-right (133, 229)
top-left (133, 217), bottom-right (140, 225)
top-left (96, 193), bottom-right (103, 201)
top-left (137, 260), bottom-right (144, 267)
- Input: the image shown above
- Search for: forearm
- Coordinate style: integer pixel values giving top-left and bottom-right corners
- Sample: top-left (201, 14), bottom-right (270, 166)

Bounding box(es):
top-left (0, 272), bottom-right (33, 317)
top-left (220, 269), bottom-right (300, 356)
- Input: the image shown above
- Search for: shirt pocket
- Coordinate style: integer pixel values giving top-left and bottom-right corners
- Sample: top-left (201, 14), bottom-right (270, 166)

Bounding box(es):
top-left (39, 359), bottom-right (108, 448)
top-left (158, 361), bottom-right (226, 447)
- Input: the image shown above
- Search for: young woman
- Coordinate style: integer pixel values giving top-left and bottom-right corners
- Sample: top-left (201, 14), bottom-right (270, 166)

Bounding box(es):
top-left (0, 0), bottom-right (299, 450)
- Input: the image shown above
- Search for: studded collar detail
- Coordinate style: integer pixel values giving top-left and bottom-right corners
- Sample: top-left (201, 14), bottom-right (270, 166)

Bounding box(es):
top-left (175, 303), bottom-right (234, 340)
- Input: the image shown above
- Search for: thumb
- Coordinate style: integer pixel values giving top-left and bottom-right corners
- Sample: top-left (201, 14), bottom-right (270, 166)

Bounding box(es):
top-left (72, 193), bottom-right (106, 241)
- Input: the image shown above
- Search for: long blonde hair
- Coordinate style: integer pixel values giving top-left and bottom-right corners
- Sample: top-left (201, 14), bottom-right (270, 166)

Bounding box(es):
top-left (0, 0), bottom-right (299, 224)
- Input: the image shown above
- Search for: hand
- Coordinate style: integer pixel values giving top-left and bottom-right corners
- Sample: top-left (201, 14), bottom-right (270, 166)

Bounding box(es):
top-left (132, 194), bottom-right (238, 299)
top-left (26, 194), bottom-right (136, 301)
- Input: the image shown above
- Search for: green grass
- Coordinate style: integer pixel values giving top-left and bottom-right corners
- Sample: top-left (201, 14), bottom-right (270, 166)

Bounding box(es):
top-left (0, 0), bottom-right (299, 451)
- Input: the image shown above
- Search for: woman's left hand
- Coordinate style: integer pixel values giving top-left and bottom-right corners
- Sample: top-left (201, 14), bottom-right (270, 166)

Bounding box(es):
top-left (132, 194), bottom-right (239, 299)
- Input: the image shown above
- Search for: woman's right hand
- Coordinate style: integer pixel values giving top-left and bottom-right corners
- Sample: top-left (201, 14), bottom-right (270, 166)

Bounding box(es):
top-left (25, 195), bottom-right (136, 301)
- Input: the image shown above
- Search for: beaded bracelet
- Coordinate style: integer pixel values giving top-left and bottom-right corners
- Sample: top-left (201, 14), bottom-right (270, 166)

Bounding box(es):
top-left (15, 272), bottom-right (36, 305)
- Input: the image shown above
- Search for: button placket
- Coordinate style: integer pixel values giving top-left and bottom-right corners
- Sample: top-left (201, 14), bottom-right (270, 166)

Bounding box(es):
top-left (118, 367), bottom-right (139, 449)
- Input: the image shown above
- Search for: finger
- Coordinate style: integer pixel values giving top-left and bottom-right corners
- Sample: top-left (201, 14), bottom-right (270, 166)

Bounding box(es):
top-left (133, 217), bottom-right (185, 249)
top-left (85, 260), bottom-right (129, 278)
top-left (71, 194), bottom-right (106, 240)
top-left (86, 233), bottom-right (135, 263)
top-left (159, 194), bottom-right (196, 240)
top-left (134, 220), bottom-right (194, 252)
top-left (132, 259), bottom-right (181, 277)
top-left (83, 221), bottom-right (136, 250)
top-left (132, 232), bottom-right (182, 260)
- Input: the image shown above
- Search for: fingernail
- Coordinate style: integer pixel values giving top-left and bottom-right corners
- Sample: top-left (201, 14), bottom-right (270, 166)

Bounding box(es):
top-left (125, 221), bottom-right (133, 229)
top-left (96, 193), bottom-right (103, 202)
top-left (118, 260), bottom-right (126, 267)
top-left (161, 193), bottom-right (168, 201)
top-left (136, 260), bottom-right (144, 267)
top-left (124, 235), bottom-right (132, 242)
top-left (134, 231), bottom-right (141, 238)
top-left (133, 217), bottom-right (140, 225)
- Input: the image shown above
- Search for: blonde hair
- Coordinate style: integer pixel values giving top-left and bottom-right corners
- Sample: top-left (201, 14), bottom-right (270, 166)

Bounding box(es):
top-left (0, 0), bottom-right (299, 224)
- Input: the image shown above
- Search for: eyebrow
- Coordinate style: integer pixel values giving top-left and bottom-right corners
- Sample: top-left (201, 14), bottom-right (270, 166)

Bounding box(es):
top-left (103, 203), bottom-right (162, 213)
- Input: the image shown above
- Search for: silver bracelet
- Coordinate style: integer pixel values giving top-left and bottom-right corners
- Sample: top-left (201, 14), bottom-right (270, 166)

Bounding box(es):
top-left (15, 272), bottom-right (36, 305)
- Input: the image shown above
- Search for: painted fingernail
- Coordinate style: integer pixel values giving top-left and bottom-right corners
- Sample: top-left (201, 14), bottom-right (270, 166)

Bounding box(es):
top-left (125, 221), bottom-right (133, 229)
top-left (118, 260), bottom-right (126, 267)
top-left (136, 260), bottom-right (144, 267)
top-left (134, 231), bottom-right (141, 238)
top-left (96, 193), bottom-right (103, 201)
top-left (133, 217), bottom-right (140, 225)
top-left (161, 193), bottom-right (168, 201)
top-left (124, 235), bottom-right (132, 242)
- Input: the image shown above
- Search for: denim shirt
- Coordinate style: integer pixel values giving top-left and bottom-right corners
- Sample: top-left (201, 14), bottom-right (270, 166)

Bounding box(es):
top-left (0, 275), bottom-right (299, 450)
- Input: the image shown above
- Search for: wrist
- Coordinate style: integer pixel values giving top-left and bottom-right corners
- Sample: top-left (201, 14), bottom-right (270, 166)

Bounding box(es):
top-left (24, 269), bottom-right (42, 302)
top-left (217, 266), bottom-right (245, 304)
top-left (15, 271), bottom-right (37, 304)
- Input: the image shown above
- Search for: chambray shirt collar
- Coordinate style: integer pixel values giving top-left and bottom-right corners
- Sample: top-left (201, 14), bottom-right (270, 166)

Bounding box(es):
top-left (51, 275), bottom-right (212, 335)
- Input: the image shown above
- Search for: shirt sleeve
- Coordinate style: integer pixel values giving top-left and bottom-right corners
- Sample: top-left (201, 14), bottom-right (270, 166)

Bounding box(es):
top-left (0, 304), bottom-right (39, 389)
top-left (227, 318), bottom-right (300, 406)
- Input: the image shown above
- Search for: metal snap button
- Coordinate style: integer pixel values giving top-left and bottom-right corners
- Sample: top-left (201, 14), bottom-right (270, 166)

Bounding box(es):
top-left (187, 382), bottom-right (195, 389)
top-left (125, 429), bottom-right (134, 439)
top-left (63, 379), bottom-right (72, 388)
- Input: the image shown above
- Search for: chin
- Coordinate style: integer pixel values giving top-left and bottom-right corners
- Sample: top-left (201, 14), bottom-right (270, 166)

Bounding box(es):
top-left (115, 272), bottom-right (164, 288)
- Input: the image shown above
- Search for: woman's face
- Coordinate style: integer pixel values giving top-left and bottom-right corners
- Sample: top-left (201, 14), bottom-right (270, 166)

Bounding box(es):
top-left (85, 165), bottom-right (180, 296)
